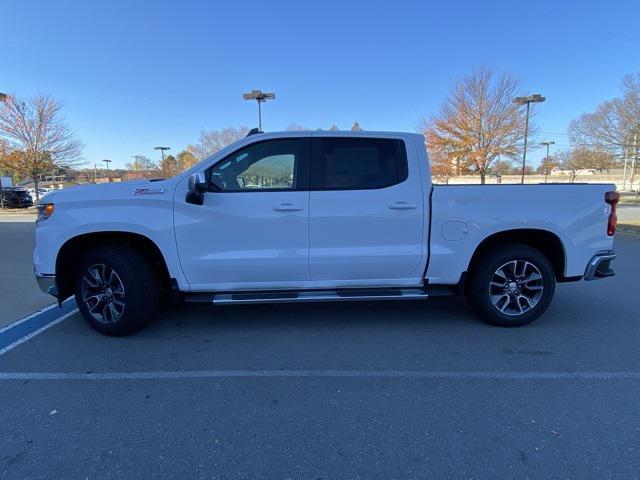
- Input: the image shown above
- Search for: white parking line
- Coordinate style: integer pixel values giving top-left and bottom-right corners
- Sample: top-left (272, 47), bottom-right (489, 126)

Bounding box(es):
top-left (2, 370), bottom-right (640, 380)
top-left (0, 302), bottom-right (61, 334)
top-left (0, 299), bottom-right (78, 356)
top-left (0, 309), bottom-right (79, 356)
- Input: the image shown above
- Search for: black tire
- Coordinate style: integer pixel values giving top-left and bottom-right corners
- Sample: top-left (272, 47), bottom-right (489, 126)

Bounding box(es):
top-left (465, 243), bottom-right (556, 327)
top-left (74, 246), bottom-right (159, 336)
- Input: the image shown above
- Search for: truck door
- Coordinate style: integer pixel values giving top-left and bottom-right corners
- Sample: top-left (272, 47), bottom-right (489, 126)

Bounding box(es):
top-left (174, 137), bottom-right (312, 291)
top-left (308, 136), bottom-right (426, 285)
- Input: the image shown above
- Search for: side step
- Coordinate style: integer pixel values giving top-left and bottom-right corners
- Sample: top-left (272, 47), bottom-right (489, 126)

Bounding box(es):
top-left (185, 286), bottom-right (454, 305)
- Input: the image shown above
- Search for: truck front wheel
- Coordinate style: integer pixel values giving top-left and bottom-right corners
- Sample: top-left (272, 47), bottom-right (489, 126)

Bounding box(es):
top-left (74, 246), bottom-right (159, 336)
top-left (465, 243), bottom-right (556, 327)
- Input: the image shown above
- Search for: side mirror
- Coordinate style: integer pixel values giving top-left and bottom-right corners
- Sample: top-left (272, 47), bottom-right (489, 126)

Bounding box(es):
top-left (185, 172), bottom-right (207, 205)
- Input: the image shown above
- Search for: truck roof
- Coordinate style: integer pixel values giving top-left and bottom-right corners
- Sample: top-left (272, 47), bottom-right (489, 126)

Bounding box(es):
top-left (245, 130), bottom-right (424, 141)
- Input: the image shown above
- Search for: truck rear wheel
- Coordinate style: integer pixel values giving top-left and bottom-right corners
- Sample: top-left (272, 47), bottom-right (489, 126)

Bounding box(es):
top-left (465, 243), bottom-right (556, 327)
top-left (74, 246), bottom-right (159, 336)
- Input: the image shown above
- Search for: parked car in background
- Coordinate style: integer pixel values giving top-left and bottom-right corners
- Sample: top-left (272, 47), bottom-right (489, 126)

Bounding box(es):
top-left (33, 131), bottom-right (618, 335)
top-left (27, 187), bottom-right (53, 199)
top-left (1, 187), bottom-right (34, 208)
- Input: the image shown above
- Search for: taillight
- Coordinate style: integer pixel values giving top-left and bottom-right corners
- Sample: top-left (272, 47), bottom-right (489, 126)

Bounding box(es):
top-left (605, 191), bottom-right (619, 236)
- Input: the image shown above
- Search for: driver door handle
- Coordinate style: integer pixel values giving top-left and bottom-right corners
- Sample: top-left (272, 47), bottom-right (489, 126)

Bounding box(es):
top-left (273, 203), bottom-right (303, 212)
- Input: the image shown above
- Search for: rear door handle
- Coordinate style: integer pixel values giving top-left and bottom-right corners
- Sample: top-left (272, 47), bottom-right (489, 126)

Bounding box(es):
top-left (273, 203), bottom-right (303, 212)
top-left (388, 201), bottom-right (417, 210)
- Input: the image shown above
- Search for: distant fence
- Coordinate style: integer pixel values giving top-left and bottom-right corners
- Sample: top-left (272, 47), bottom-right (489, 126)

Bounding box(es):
top-left (433, 174), bottom-right (639, 191)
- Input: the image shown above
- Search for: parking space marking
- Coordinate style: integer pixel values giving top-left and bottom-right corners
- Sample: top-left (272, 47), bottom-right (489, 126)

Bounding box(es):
top-left (2, 370), bottom-right (640, 380)
top-left (0, 299), bottom-right (78, 356)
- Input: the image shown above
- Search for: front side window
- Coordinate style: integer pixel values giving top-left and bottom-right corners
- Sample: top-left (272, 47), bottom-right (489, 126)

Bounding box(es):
top-left (311, 137), bottom-right (408, 190)
top-left (208, 139), bottom-right (308, 191)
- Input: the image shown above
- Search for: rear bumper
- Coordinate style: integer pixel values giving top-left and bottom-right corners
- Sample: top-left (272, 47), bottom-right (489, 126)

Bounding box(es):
top-left (584, 251), bottom-right (616, 281)
top-left (35, 272), bottom-right (58, 296)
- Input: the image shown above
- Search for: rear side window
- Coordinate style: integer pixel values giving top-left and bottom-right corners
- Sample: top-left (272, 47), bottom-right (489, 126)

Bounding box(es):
top-left (311, 137), bottom-right (408, 190)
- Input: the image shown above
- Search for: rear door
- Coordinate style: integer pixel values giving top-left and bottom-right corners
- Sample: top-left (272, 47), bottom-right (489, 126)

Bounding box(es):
top-left (308, 135), bottom-right (426, 285)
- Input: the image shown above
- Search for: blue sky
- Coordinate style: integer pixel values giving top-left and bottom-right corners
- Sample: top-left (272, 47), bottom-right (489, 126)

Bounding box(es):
top-left (2, 0), bottom-right (639, 169)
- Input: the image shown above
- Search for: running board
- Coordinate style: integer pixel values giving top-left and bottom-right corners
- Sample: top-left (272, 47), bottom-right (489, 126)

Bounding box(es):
top-left (185, 286), bottom-right (454, 305)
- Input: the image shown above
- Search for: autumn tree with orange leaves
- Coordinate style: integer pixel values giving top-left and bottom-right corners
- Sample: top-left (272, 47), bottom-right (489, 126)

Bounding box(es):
top-left (420, 66), bottom-right (531, 183)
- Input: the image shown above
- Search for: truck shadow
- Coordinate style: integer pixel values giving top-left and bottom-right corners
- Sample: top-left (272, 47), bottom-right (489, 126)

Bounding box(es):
top-left (147, 280), bottom-right (620, 337)
top-left (617, 224), bottom-right (640, 238)
top-left (152, 296), bottom-right (487, 334)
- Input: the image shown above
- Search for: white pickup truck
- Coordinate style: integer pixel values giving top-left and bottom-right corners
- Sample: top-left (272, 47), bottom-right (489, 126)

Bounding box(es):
top-left (33, 131), bottom-right (619, 335)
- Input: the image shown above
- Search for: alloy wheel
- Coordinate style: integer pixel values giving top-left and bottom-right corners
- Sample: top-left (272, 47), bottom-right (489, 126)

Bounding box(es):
top-left (488, 260), bottom-right (544, 316)
top-left (81, 264), bottom-right (126, 324)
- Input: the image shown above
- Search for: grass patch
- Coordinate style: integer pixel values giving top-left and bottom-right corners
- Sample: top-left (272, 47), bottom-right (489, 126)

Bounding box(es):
top-left (620, 192), bottom-right (640, 205)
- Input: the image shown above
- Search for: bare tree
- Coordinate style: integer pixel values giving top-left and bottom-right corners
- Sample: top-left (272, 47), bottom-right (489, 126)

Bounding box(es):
top-left (187, 126), bottom-right (249, 160)
top-left (569, 72), bottom-right (640, 155)
top-left (0, 94), bottom-right (84, 202)
top-left (555, 151), bottom-right (579, 182)
top-left (420, 66), bottom-right (530, 184)
top-left (536, 154), bottom-right (561, 174)
top-left (555, 148), bottom-right (618, 183)
top-left (286, 123), bottom-right (309, 131)
top-left (126, 155), bottom-right (158, 172)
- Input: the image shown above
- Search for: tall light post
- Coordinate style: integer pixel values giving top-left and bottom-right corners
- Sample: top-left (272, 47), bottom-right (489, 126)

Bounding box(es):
top-left (0, 96), bottom-right (5, 208)
top-left (102, 159), bottom-right (112, 182)
top-left (0, 94), bottom-right (6, 208)
top-left (242, 90), bottom-right (275, 131)
top-left (541, 141), bottom-right (555, 183)
top-left (154, 146), bottom-right (170, 178)
top-left (514, 94), bottom-right (545, 184)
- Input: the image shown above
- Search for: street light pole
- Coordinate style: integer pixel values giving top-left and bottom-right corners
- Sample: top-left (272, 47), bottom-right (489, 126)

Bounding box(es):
top-left (102, 159), bottom-right (112, 182)
top-left (541, 141), bottom-right (555, 183)
top-left (154, 146), bottom-right (170, 178)
top-left (0, 91), bottom-right (5, 206)
top-left (632, 134), bottom-right (638, 189)
top-left (0, 101), bottom-right (5, 208)
top-left (242, 90), bottom-right (276, 131)
top-left (514, 94), bottom-right (546, 184)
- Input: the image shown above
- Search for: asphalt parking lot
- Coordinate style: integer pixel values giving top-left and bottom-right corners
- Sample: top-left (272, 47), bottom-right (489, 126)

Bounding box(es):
top-left (619, 204), bottom-right (640, 222)
top-left (0, 217), bottom-right (55, 324)
top-left (1, 217), bottom-right (640, 478)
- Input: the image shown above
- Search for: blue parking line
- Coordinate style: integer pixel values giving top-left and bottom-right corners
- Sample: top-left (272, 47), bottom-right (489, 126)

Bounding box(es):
top-left (0, 299), bottom-right (78, 354)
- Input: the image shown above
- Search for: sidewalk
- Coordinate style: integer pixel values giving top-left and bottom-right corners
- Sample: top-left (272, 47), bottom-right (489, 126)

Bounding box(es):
top-left (0, 207), bottom-right (37, 220)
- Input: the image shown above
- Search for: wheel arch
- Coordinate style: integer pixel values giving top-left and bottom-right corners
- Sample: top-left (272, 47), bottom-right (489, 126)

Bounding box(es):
top-left (466, 228), bottom-right (568, 282)
top-left (56, 231), bottom-right (172, 302)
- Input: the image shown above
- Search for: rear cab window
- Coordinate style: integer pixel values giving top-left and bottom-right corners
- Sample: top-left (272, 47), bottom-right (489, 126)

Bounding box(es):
top-left (311, 137), bottom-right (408, 190)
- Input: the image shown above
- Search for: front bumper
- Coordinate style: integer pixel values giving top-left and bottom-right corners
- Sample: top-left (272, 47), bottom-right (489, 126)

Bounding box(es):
top-left (584, 251), bottom-right (616, 281)
top-left (35, 273), bottom-right (58, 296)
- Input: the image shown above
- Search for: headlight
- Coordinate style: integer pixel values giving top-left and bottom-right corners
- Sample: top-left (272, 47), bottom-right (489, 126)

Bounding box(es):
top-left (37, 203), bottom-right (55, 222)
